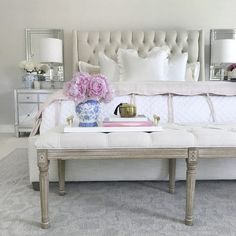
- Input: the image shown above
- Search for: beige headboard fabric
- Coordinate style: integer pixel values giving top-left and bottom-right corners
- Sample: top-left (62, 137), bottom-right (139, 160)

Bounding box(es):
top-left (73, 30), bottom-right (205, 81)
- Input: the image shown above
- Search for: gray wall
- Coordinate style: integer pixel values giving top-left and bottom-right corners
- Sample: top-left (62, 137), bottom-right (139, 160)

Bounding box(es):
top-left (0, 0), bottom-right (235, 127)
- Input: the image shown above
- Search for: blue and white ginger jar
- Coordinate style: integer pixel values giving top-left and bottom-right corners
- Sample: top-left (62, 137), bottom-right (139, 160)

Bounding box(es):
top-left (22, 73), bottom-right (37, 89)
top-left (76, 100), bottom-right (100, 127)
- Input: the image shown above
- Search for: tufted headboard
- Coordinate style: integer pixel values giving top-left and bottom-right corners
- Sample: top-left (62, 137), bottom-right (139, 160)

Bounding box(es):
top-left (73, 30), bottom-right (205, 81)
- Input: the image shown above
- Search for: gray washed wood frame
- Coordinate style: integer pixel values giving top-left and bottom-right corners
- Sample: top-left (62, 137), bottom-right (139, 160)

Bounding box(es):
top-left (37, 147), bottom-right (236, 229)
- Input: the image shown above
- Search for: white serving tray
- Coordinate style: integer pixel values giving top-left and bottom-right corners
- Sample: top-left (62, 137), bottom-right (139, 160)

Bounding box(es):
top-left (64, 126), bottom-right (163, 133)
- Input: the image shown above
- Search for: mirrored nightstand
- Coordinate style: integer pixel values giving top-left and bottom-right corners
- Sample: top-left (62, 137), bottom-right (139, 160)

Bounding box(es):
top-left (14, 89), bottom-right (57, 137)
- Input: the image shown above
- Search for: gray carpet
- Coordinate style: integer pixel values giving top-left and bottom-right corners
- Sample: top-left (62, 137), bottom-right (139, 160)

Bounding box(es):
top-left (0, 149), bottom-right (236, 236)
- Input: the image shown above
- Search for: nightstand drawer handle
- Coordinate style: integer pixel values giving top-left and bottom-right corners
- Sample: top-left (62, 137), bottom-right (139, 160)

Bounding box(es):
top-left (26, 96), bottom-right (30, 99)
top-left (27, 114), bottom-right (30, 117)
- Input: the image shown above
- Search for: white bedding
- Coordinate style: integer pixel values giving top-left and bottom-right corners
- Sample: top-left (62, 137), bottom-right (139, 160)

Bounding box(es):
top-left (211, 95), bottom-right (236, 123)
top-left (40, 93), bottom-right (235, 133)
top-left (172, 95), bottom-right (213, 123)
top-left (38, 81), bottom-right (236, 134)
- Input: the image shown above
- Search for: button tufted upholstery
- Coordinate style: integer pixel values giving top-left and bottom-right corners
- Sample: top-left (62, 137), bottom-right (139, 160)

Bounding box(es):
top-left (35, 125), bottom-right (195, 149)
top-left (73, 30), bottom-right (205, 80)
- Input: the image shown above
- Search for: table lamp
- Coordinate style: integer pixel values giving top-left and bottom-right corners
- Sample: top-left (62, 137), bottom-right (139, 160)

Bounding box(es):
top-left (40, 38), bottom-right (63, 85)
top-left (211, 39), bottom-right (236, 80)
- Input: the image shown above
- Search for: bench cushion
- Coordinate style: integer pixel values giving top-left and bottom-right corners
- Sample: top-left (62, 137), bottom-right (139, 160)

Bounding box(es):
top-left (35, 126), bottom-right (195, 149)
top-left (35, 125), bottom-right (236, 150)
top-left (191, 127), bottom-right (236, 146)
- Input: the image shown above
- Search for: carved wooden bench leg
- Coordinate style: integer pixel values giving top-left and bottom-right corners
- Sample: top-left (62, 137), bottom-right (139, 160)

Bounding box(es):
top-left (169, 158), bottom-right (176, 194)
top-left (185, 148), bottom-right (198, 226)
top-left (58, 159), bottom-right (65, 196)
top-left (37, 150), bottom-right (50, 229)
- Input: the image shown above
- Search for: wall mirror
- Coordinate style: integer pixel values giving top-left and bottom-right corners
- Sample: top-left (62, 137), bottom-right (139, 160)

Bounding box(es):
top-left (210, 29), bottom-right (236, 81)
top-left (25, 28), bottom-right (64, 82)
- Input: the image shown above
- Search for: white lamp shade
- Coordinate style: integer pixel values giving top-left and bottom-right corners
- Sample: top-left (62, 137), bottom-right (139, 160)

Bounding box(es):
top-left (211, 39), bottom-right (236, 64)
top-left (40, 38), bottom-right (63, 64)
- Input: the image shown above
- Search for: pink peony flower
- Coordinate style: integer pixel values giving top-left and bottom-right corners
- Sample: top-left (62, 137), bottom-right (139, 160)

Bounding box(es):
top-left (63, 72), bottom-right (113, 103)
top-left (74, 83), bottom-right (86, 102)
top-left (88, 75), bottom-right (107, 100)
top-left (78, 73), bottom-right (91, 87)
top-left (63, 79), bottom-right (86, 103)
top-left (103, 86), bottom-right (114, 103)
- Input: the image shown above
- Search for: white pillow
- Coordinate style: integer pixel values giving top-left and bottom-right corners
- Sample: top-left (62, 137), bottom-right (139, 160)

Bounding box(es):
top-left (78, 61), bottom-right (100, 74)
top-left (98, 53), bottom-right (120, 82)
top-left (78, 54), bottom-right (200, 82)
top-left (185, 62), bottom-right (200, 81)
top-left (167, 53), bottom-right (188, 81)
top-left (118, 47), bottom-right (169, 81)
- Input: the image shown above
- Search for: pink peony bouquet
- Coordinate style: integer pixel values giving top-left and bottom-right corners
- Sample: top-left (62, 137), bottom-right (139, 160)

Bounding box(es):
top-left (63, 72), bottom-right (113, 103)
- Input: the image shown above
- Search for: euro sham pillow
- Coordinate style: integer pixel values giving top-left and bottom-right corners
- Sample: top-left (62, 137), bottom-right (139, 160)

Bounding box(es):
top-left (98, 53), bottom-right (120, 82)
top-left (118, 47), bottom-right (169, 82)
top-left (167, 53), bottom-right (188, 81)
top-left (79, 52), bottom-right (200, 82)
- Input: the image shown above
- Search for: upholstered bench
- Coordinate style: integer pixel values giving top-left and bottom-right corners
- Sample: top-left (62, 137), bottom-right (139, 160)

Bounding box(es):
top-left (35, 126), bottom-right (195, 229)
top-left (35, 124), bottom-right (236, 228)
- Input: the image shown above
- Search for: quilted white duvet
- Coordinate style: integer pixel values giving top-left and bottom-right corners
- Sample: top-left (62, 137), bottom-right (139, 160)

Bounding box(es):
top-left (38, 81), bottom-right (236, 133)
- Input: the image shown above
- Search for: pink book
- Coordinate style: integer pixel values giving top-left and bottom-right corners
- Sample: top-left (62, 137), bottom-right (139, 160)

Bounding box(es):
top-left (103, 120), bottom-right (153, 127)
